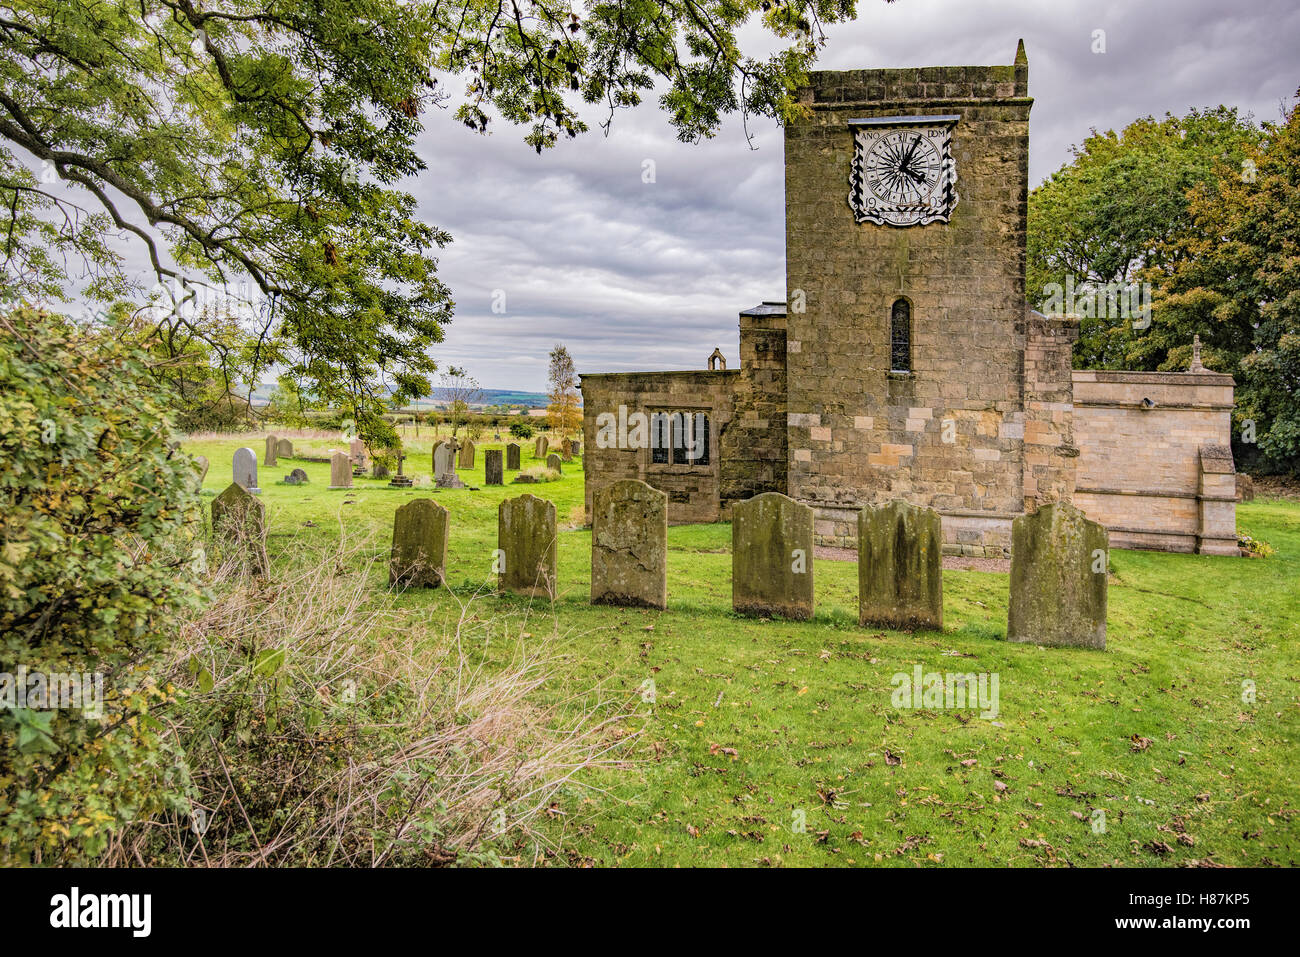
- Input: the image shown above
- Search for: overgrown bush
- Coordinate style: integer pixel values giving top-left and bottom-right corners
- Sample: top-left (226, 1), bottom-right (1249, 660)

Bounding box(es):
top-left (0, 306), bottom-right (206, 864)
top-left (509, 422), bottom-right (535, 440)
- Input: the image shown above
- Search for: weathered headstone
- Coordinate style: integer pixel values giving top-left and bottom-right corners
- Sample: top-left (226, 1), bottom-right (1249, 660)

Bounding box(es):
top-left (388, 449), bottom-right (413, 488)
top-left (732, 492), bottom-right (814, 620)
top-left (858, 500), bottom-right (943, 630)
top-left (433, 440), bottom-right (465, 489)
top-left (276, 438), bottom-right (293, 458)
top-left (232, 447), bottom-right (261, 494)
top-left (458, 439), bottom-right (475, 469)
top-left (284, 468), bottom-right (309, 485)
top-left (350, 437), bottom-right (367, 469)
top-left (1007, 501), bottom-right (1108, 649)
top-left (571, 441), bottom-right (581, 457)
top-left (546, 452), bottom-right (562, 474)
top-left (389, 498), bottom-right (449, 588)
top-left (506, 443), bottom-right (521, 470)
top-left (498, 493), bottom-right (557, 598)
top-left (194, 454), bottom-right (210, 483)
top-left (561, 440), bottom-right (573, 463)
top-left (534, 436), bottom-right (548, 458)
top-left (373, 462), bottom-right (391, 480)
top-left (329, 450), bottom-right (353, 489)
top-left (1237, 473), bottom-right (1255, 502)
top-left (211, 482), bottom-right (268, 574)
top-left (485, 448), bottom-right (504, 485)
top-left (264, 434), bottom-right (278, 467)
top-left (591, 480), bottom-right (667, 609)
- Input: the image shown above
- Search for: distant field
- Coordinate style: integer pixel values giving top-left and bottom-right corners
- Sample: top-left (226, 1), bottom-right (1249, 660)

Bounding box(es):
top-left (186, 433), bottom-right (1300, 867)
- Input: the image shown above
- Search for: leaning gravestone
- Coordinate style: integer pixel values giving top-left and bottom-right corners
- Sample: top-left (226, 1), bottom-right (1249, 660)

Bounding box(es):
top-left (194, 454), bottom-right (210, 484)
top-left (506, 443), bottom-right (521, 470)
top-left (328, 450), bottom-right (353, 489)
top-left (211, 482), bottom-right (268, 574)
top-left (433, 441), bottom-right (465, 489)
top-left (858, 500), bottom-right (943, 630)
top-left (284, 468), bottom-right (309, 485)
top-left (498, 493), bottom-right (557, 598)
top-left (1007, 501), bottom-right (1108, 649)
top-left (389, 498), bottom-right (449, 588)
top-left (591, 480), bottom-right (667, 609)
top-left (232, 447), bottom-right (261, 494)
top-left (264, 434), bottom-right (278, 467)
top-left (534, 436), bottom-right (548, 459)
top-left (547, 453), bottom-right (562, 474)
top-left (484, 449), bottom-right (504, 486)
top-left (276, 438), bottom-right (293, 459)
top-left (458, 439), bottom-right (475, 469)
top-left (732, 492), bottom-right (814, 620)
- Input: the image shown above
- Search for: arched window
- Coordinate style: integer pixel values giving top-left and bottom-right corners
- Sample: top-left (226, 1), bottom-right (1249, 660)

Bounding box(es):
top-left (890, 298), bottom-right (912, 373)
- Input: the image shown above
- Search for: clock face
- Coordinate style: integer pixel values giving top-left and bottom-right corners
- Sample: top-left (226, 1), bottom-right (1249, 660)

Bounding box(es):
top-left (849, 121), bottom-right (958, 227)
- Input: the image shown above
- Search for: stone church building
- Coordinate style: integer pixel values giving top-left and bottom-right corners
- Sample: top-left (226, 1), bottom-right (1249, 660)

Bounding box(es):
top-left (580, 44), bottom-right (1238, 557)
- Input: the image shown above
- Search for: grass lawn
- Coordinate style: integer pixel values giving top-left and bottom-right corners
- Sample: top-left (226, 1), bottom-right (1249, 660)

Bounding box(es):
top-left (185, 431), bottom-right (1300, 867)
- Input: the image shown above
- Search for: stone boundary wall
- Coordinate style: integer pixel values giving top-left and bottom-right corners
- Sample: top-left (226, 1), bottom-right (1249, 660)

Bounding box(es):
top-left (1071, 369), bottom-right (1236, 553)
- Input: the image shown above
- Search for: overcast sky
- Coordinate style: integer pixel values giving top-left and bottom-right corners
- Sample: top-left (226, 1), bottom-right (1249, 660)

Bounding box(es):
top-left (414, 0), bottom-right (1297, 392)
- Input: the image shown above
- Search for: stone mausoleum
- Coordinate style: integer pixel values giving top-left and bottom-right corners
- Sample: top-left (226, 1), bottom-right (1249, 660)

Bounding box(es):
top-left (580, 43), bottom-right (1238, 557)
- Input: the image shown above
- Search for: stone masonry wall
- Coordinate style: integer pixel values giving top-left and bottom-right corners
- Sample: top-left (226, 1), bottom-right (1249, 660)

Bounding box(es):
top-left (719, 302), bottom-right (789, 512)
top-left (785, 53), bottom-right (1034, 555)
top-left (580, 370), bottom-right (737, 525)
top-left (1071, 370), bottom-right (1236, 553)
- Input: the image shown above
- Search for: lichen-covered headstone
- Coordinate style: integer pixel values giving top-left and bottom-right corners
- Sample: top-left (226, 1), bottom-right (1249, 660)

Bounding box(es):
top-left (389, 498), bottom-right (449, 588)
top-left (732, 492), bottom-right (814, 620)
top-left (329, 450), bottom-right (353, 489)
top-left (211, 482), bottom-right (268, 574)
top-left (498, 493), bottom-right (557, 598)
top-left (458, 439), bottom-right (475, 469)
top-left (350, 438), bottom-right (367, 470)
top-left (276, 438), bottom-right (293, 459)
top-left (485, 449), bottom-right (504, 485)
top-left (506, 443), bottom-right (521, 470)
top-left (284, 468), bottom-right (309, 485)
top-left (591, 480), bottom-right (667, 609)
top-left (547, 452), bottom-right (562, 474)
top-left (264, 434), bottom-right (278, 467)
top-left (858, 500), bottom-right (943, 630)
top-left (232, 447), bottom-right (261, 494)
top-left (1007, 501), bottom-right (1108, 649)
top-left (534, 436), bottom-right (548, 459)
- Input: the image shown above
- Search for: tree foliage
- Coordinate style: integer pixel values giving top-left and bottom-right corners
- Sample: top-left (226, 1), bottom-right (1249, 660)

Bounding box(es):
top-left (0, 306), bottom-right (204, 863)
top-left (1, 0), bottom-right (878, 446)
top-left (546, 342), bottom-right (581, 435)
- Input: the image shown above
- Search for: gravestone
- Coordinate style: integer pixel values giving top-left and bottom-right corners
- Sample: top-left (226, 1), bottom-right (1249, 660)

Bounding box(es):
top-left (858, 500), bottom-right (943, 630)
top-left (232, 447), bottom-right (261, 494)
top-left (329, 451), bottom-right (353, 489)
top-left (732, 492), bottom-right (814, 620)
top-left (276, 438), bottom-right (293, 458)
top-left (561, 440), bottom-right (573, 462)
top-left (571, 441), bottom-right (581, 457)
top-left (485, 449), bottom-right (504, 486)
top-left (211, 482), bottom-right (268, 574)
top-left (284, 468), bottom-right (309, 485)
top-left (389, 498), bottom-right (449, 588)
top-left (498, 493), bottom-right (557, 598)
top-left (506, 443), bottom-right (521, 470)
top-left (591, 480), bottom-right (667, 609)
top-left (350, 438), bottom-right (367, 468)
top-left (534, 436), bottom-right (548, 458)
top-left (372, 462), bottom-right (391, 480)
top-left (264, 434), bottom-right (278, 467)
top-left (194, 454), bottom-right (210, 483)
top-left (1237, 474), bottom-right (1255, 502)
top-left (457, 439), bottom-right (475, 469)
top-left (433, 441), bottom-right (465, 489)
top-left (388, 450), bottom-right (413, 488)
top-left (1007, 502), bottom-right (1108, 649)
top-left (547, 453), bottom-right (562, 474)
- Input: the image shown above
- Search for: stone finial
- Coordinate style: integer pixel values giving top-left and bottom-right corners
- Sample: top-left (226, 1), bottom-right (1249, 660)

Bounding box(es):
top-left (1014, 38), bottom-right (1027, 66)
top-left (1189, 334), bottom-right (1207, 372)
top-left (708, 347), bottom-right (726, 371)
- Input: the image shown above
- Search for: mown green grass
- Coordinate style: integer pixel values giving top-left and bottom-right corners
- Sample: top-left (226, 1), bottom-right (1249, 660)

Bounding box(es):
top-left (186, 433), bottom-right (1299, 867)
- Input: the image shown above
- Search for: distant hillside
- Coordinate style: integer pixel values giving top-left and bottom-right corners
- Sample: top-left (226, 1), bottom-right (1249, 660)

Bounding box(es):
top-left (249, 384), bottom-right (552, 409)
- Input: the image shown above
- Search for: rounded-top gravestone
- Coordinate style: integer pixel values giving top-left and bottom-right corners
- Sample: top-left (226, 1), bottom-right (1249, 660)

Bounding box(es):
top-left (232, 447), bottom-right (261, 494)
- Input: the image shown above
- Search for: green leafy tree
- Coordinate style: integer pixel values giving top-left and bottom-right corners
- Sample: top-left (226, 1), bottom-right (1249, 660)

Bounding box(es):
top-left (0, 306), bottom-right (205, 863)
top-left (546, 343), bottom-right (582, 435)
top-left (1028, 107), bottom-right (1263, 368)
top-left (1156, 95), bottom-right (1300, 473)
top-left (1, 0), bottom-right (884, 447)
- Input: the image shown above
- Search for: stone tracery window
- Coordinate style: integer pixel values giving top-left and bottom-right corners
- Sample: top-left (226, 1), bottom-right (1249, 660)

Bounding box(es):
top-left (890, 298), bottom-right (912, 373)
